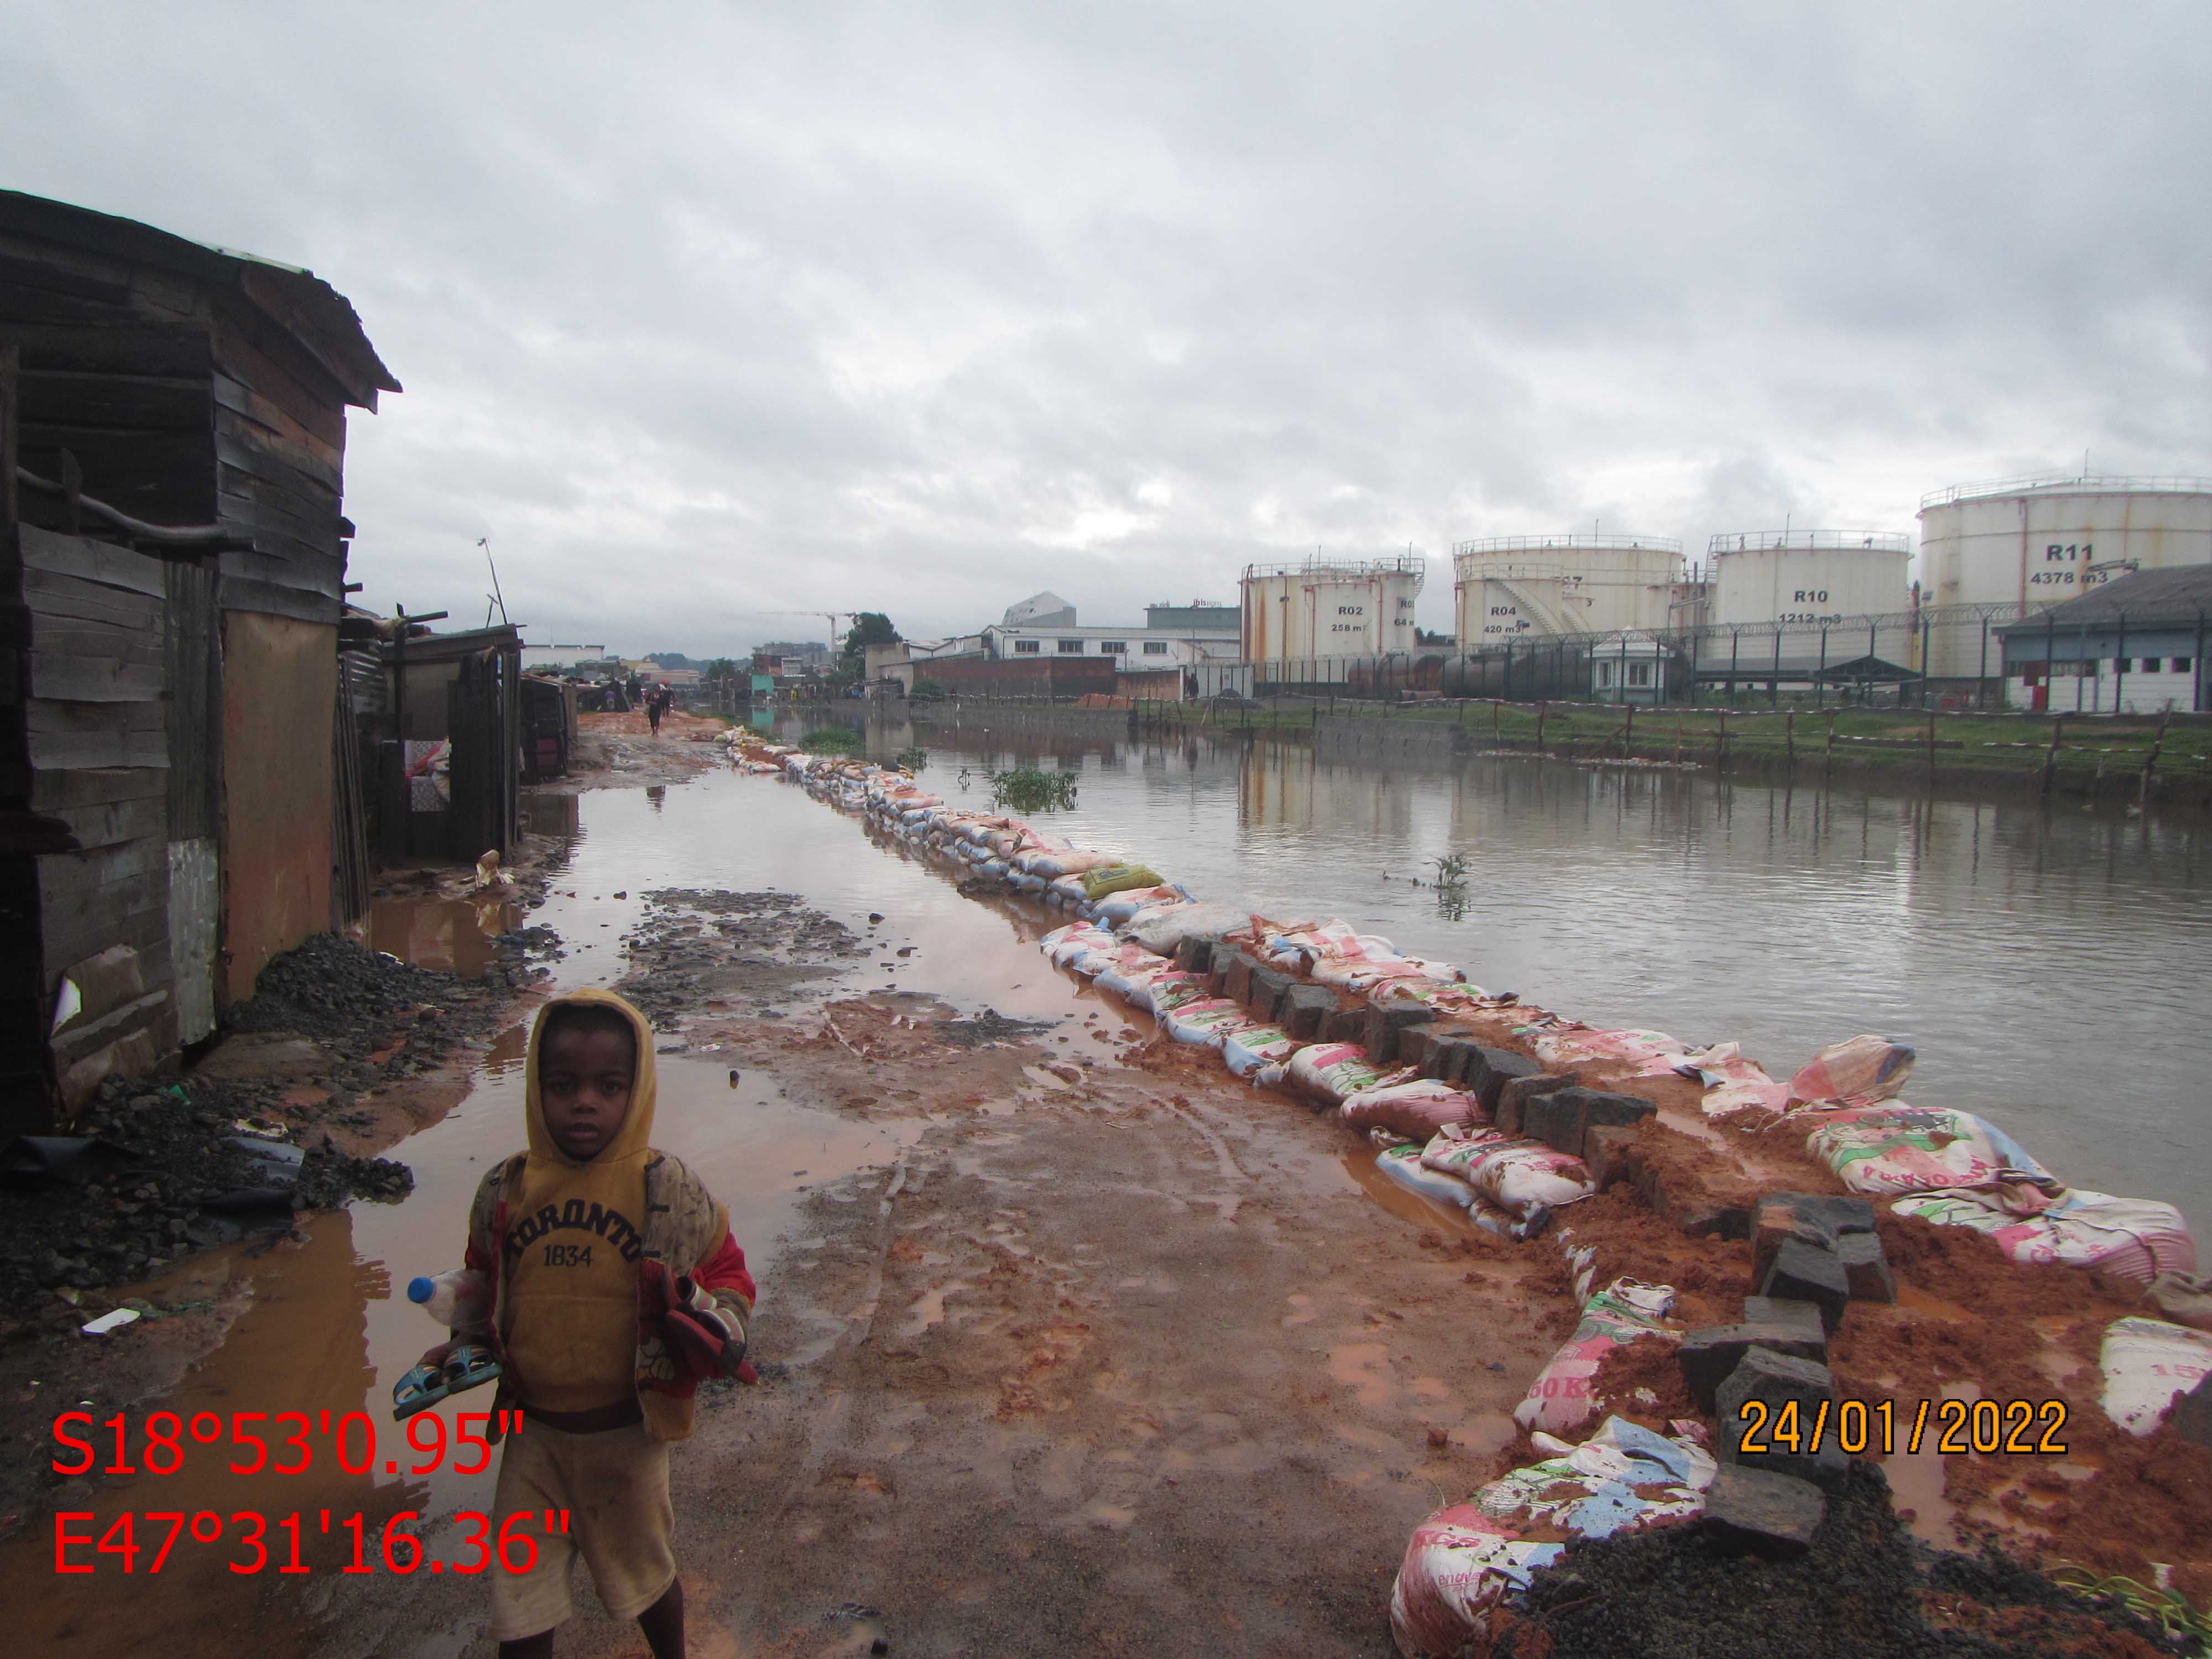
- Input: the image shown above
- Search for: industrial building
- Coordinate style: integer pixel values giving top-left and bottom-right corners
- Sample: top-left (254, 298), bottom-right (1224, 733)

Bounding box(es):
top-left (1707, 530), bottom-right (1911, 628)
top-left (1995, 565), bottom-right (2211, 714)
top-left (1450, 536), bottom-right (1681, 641)
top-left (1918, 475), bottom-right (2212, 679)
top-left (1240, 554), bottom-right (1425, 661)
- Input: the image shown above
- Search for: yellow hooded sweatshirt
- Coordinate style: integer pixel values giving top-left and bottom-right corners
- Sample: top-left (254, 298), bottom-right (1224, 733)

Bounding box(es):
top-left (501, 988), bottom-right (660, 1415)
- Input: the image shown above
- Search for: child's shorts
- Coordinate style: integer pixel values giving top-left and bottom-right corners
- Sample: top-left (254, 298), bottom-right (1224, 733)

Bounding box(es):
top-left (488, 1417), bottom-right (675, 1640)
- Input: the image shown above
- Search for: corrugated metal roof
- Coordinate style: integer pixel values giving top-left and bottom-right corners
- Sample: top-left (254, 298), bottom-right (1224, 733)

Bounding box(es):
top-left (1994, 565), bottom-right (2212, 632)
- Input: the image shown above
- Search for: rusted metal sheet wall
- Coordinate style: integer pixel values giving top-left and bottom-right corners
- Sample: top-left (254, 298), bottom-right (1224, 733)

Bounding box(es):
top-left (11, 524), bottom-right (181, 1117)
top-left (219, 609), bottom-right (333, 1006)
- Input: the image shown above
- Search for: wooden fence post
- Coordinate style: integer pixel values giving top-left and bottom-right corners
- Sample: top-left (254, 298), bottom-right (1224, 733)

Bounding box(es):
top-left (1785, 708), bottom-right (1794, 772)
top-left (2042, 714), bottom-right (2064, 796)
top-left (1535, 701), bottom-right (1547, 754)
top-left (2141, 709), bottom-right (2170, 807)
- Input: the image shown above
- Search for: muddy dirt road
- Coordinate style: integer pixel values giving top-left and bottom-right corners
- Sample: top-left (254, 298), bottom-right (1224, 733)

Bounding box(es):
top-left (13, 733), bottom-right (1553, 1659)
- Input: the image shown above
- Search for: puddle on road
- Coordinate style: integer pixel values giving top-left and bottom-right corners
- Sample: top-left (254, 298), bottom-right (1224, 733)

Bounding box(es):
top-left (361, 894), bottom-right (518, 977)
top-left (8, 762), bottom-right (1495, 1656)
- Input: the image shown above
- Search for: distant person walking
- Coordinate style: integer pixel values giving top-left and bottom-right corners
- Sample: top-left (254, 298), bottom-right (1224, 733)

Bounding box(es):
top-left (646, 685), bottom-right (667, 736)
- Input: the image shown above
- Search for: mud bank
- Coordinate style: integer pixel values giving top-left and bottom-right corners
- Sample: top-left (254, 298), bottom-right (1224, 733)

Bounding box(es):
top-left (744, 732), bottom-right (2212, 1655)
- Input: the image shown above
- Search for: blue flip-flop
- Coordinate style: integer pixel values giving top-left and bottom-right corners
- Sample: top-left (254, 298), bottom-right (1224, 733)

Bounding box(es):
top-left (391, 1345), bottom-right (503, 1420)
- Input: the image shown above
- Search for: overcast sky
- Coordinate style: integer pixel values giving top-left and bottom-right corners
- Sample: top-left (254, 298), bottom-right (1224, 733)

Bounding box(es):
top-left (6, 3), bottom-right (2207, 654)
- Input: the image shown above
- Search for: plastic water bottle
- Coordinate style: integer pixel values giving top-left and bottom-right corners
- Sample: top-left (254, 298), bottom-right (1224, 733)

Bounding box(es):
top-left (407, 1269), bottom-right (489, 1329)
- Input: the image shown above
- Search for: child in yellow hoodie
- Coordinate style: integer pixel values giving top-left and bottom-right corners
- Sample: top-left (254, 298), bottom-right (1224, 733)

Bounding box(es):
top-left (417, 989), bottom-right (754, 1659)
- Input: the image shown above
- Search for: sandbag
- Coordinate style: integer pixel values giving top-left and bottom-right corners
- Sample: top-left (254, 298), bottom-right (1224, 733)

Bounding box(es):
top-left (1512, 1279), bottom-right (1678, 1434)
top-left (1157, 998), bottom-right (1251, 1047)
top-left (2098, 1317), bottom-right (2212, 1436)
top-left (1143, 970), bottom-right (1214, 1014)
top-left (1121, 901), bottom-right (1246, 956)
top-left (1677, 1042), bottom-right (1793, 1121)
top-left (1042, 924), bottom-right (1118, 968)
top-left (1092, 886), bottom-right (1185, 928)
top-left (1340, 1081), bottom-right (1482, 1140)
top-left (1094, 957), bottom-right (1175, 1009)
top-left (1474, 1415), bottom-right (1714, 1540)
top-left (1079, 863), bottom-right (1164, 901)
top-left (1891, 1185), bottom-right (2198, 1287)
top-left (1803, 1103), bottom-right (2050, 1196)
top-left (1532, 1025), bottom-right (1689, 1075)
top-left (1375, 1144), bottom-right (1475, 1211)
top-left (1269, 1042), bottom-right (1413, 1106)
top-left (1016, 847), bottom-right (1117, 878)
top-left (1389, 1505), bottom-right (1563, 1659)
top-left (1422, 1129), bottom-right (1596, 1219)
top-left (1788, 1035), bottom-right (1915, 1105)
top-left (1222, 1024), bottom-right (1298, 1078)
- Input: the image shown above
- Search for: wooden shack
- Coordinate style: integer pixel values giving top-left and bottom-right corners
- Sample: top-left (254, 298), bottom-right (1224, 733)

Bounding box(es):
top-left (0, 191), bottom-right (397, 1133)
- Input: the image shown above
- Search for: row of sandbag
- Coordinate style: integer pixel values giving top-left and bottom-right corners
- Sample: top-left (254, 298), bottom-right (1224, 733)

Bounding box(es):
top-left (739, 737), bottom-right (2201, 1294)
top-left (1532, 1020), bottom-right (2200, 1287)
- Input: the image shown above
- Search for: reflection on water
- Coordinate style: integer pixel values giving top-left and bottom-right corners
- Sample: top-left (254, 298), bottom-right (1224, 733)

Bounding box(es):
top-left (892, 719), bottom-right (2210, 1225)
top-left (364, 894), bottom-right (517, 976)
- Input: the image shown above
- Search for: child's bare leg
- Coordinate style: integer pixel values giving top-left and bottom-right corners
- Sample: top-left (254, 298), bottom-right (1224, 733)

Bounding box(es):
top-left (498, 1634), bottom-right (554, 1659)
top-left (638, 1578), bottom-right (685, 1659)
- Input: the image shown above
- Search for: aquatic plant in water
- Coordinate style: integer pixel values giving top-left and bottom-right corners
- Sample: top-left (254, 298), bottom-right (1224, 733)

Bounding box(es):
top-left (987, 766), bottom-right (1079, 812)
top-left (894, 746), bottom-right (930, 774)
top-left (801, 726), bottom-right (865, 756)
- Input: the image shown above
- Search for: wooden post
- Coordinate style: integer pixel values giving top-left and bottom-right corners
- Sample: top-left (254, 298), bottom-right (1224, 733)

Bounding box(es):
top-left (1824, 710), bottom-right (1835, 780)
top-left (1716, 708), bottom-right (1727, 769)
top-left (1925, 706), bottom-right (1937, 770)
top-left (1623, 701), bottom-right (1635, 757)
top-left (1785, 708), bottom-right (1795, 772)
top-left (1535, 701), bottom-right (1546, 754)
top-left (2042, 714), bottom-right (2063, 796)
top-left (1673, 715), bottom-right (1683, 767)
top-left (1493, 700), bottom-right (1501, 741)
top-left (2141, 708), bottom-right (2170, 807)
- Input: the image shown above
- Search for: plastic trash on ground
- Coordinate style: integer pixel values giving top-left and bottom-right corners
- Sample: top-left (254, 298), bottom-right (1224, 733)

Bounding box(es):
top-left (1787, 1034), bottom-right (1916, 1105)
top-left (1340, 1081), bottom-right (1483, 1141)
top-left (1264, 1041), bottom-right (1414, 1105)
top-left (80, 1307), bottom-right (142, 1336)
top-left (1532, 1026), bottom-right (1691, 1075)
top-left (1890, 1185), bottom-right (2198, 1286)
top-left (1803, 1103), bottom-right (2051, 1195)
top-left (1512, 1278), bottom-right (1679, 1433)
top-left (2098, 1317), bottom-right (2212, 1435)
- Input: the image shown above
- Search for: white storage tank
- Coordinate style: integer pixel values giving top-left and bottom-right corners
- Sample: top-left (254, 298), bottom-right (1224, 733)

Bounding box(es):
top-left (1918, 476), bottom-right (2212, 677)
top-left (1240, 555), bottom-right (1425, 660)
top-left (1709, 531), bottom-right (1911, 628)
top-left (1452, 535), bottom-right (1683, 641)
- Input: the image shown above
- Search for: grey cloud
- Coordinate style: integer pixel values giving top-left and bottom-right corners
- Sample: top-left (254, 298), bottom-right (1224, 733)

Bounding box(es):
top-left (2, 1), bottom-right (2205, 652)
